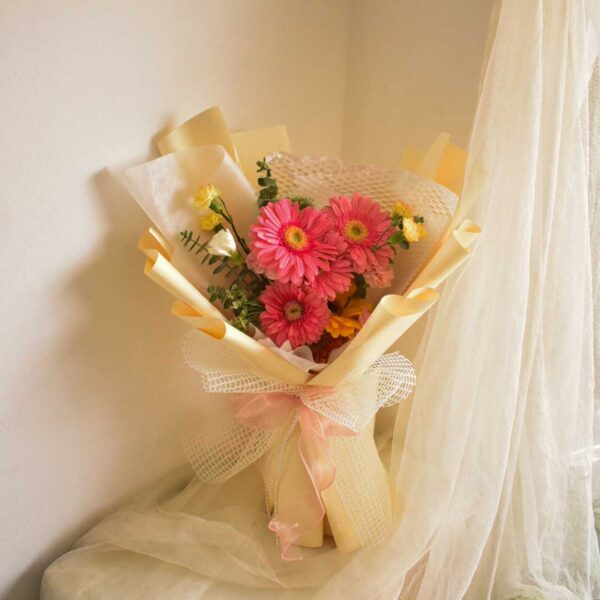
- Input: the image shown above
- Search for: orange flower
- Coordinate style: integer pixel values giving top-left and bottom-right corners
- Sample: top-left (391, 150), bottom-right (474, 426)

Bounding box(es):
top-left (342, 297), bottom-right (372, 318)
top-left (326, 314), bottom-right (361, 339)
top-left (333, 283), bottom-right (357, 309)
top-left (326, 297), bottom-right (373, 339)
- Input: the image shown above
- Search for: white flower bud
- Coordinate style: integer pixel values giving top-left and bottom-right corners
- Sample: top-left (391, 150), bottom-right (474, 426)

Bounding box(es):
top-left (207, 229), bottom-right (237, 257)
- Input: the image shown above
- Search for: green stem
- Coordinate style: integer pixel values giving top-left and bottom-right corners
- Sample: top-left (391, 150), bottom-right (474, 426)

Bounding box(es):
top-left (371, 224), bottom-right (397, 251)
top-left (218, 196), bottom-right (251, 255)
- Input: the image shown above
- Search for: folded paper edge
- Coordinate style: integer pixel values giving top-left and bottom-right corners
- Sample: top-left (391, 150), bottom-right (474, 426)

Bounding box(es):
top-left (312, 219), bottom-right (481, 386)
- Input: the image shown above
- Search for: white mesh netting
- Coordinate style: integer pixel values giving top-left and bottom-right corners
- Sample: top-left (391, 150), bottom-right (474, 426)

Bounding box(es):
top-left (182, 417), bottom-right (273, 484)
top-left (300, 354), bottom-right (416, 433)
top-left (183, 329), bottom-right (415, 437)
top-left (268, 152), bottom-right (458, 293)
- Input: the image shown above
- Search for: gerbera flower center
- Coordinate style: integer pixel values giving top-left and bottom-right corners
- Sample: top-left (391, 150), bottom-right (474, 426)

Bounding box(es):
top-left (283, 225), bottom-right (309, 251)
top-left (344, 219), bottom-right (369, 243)
top-left (283, 300), bottom-right (304, 322)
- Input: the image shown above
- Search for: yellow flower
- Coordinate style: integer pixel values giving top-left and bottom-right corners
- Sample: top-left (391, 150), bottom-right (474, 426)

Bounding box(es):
top-left (199, 210), bottom-right (222, 231)
top-left (193, 184), bottom-right (221, 210)
top-left (393, 201), bottom-right (413, 219)
top-left (403, 217), bottom-right (426, 242)
top-left (326, 315), bottom-right (362, 339)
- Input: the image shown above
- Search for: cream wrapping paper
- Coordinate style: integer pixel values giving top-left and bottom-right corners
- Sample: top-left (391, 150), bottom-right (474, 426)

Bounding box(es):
top-left (126, 106), bottom-right (481, 555)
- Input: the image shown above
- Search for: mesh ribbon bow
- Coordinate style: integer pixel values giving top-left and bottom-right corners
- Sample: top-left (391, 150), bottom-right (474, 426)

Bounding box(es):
top-left (182, 333), bottom-right (416, 559)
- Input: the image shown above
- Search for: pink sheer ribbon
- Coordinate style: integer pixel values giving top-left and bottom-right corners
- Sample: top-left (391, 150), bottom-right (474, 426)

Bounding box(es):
top-left (232, 391), bottom-right (355, 560)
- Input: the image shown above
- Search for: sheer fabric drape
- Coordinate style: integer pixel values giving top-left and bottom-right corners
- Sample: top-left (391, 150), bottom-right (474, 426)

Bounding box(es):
top-left (42, 1), bottom-right (600, 598)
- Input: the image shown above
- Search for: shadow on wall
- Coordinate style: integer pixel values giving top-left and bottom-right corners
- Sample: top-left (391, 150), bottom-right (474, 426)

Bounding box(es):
top-left (5, 147), bottom-right (204, 599)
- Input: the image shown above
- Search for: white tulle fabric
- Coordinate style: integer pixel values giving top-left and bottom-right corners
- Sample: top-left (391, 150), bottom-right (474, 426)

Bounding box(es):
top-left (42, 1), bottom-right (600, 598)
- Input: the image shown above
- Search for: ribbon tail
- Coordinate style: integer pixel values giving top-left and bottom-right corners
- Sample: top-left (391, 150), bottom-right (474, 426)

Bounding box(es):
top-left (268, 520), bottom-right (305, 561)
top-left (268, 407), bottom-right (342, 560)
top-left (297, 407), bottom-right (338, 491)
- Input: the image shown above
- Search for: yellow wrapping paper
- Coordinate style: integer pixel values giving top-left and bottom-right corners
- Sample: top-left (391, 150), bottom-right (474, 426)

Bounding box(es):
top-left (156, 105), bottom-right (291, 185)
top-left (134, 106), bottom-right (481, 554)
top-left (156, 106), bottom-right (238, 162)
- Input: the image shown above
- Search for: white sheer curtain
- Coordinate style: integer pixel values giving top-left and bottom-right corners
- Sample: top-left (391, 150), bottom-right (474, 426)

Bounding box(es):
top-left (316, 2), bottom-right (600, 598)
top-left (42, 1), bottom-right (600, 598)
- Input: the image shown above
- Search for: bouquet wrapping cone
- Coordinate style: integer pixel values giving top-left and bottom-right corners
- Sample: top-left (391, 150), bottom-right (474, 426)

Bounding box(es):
top-left (125, 107), bottom-right (481, 555)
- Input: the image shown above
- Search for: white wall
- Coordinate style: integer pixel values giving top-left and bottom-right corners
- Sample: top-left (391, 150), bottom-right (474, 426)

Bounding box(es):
top-left (342, 0), bottom-right (492, 360)
top-left (343, 0), bottom-right (492, 164)
top-left (0, 2), bottom-right (350, 598)
top-left (0, 1), bottom-right (491, 598)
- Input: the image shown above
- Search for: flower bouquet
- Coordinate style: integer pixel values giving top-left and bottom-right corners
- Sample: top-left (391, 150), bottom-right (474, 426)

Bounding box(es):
top-left (121, 106), bottom-right (480, 559)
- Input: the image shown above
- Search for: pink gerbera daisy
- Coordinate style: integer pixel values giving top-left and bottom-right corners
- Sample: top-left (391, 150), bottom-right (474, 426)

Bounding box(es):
top-left (364, 265), bottom-right (394, 289)
top-left (259, 282), bottom-right (330, 348)
top-left (249, 199), bottom-right (338, 285)
top-left (326, 193), bottom-right (393, 274)
top-left (312, 231), bottom-right (354, 300)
